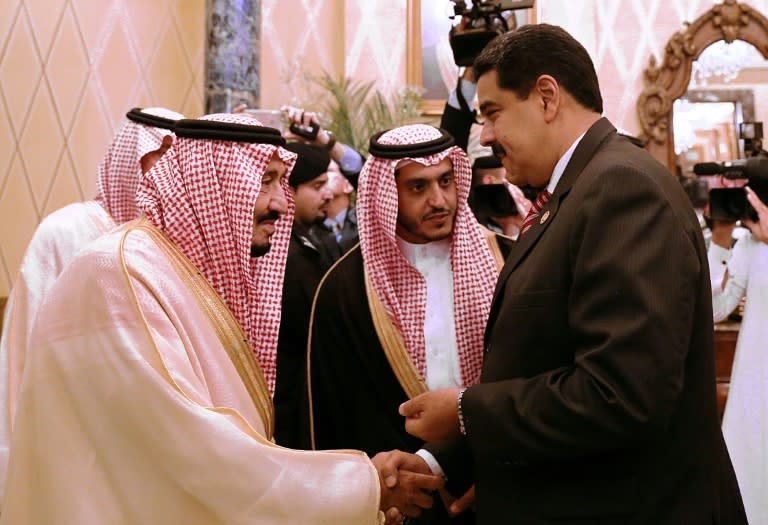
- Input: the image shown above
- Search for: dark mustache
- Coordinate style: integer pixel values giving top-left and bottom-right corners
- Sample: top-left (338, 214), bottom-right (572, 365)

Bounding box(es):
top-left (256, 210), bottom-right (281, 223)
top-left (423, 208), bottom-right (451, 221)
top-left (491, 143), bottom-right (506, 157)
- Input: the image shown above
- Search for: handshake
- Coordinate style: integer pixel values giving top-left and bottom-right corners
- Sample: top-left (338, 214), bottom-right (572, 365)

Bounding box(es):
top-left (371, 449), bottom-right (474, 524)
top-left (371, 388), bottom-right (476, 524)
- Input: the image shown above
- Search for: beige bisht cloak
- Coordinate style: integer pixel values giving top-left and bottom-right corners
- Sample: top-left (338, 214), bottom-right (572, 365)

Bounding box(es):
top-left (0, 202), bottom-right (115, 498)
top-left (0, 108), bottom-right (182, 505)
top-left (0, 221), bottom-right (381, 524)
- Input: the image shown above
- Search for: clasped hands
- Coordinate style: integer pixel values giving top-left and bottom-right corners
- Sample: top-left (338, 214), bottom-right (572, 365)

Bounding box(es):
top-left (372, 388), bottom-right (474, 523)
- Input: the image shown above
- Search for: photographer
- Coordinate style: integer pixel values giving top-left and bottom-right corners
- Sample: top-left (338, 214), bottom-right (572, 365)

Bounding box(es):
top-left (707, 218), bottom-right (738, 291)
top-left (713, 186), bottom-right (768, 524)
top-left (440, 64), bottom-right (477, 152)
top-left (282, 105), bottom-right (362, 255)
top-left (281, 105), bottom-right (365, 186)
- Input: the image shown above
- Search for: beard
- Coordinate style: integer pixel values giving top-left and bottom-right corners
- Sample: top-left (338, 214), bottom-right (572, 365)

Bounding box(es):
top-left (397, 208), bottom-right (454, 243)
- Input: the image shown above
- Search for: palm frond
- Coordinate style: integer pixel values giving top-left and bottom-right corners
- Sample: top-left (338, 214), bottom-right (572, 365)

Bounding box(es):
top-left (312, 72), bottom-right (423, 156)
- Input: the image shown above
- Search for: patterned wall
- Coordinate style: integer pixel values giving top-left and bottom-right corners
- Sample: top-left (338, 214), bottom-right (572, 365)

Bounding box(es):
top-left (539, 0), bottom-right (768, 135)
top-left (2, 0), bottom-right (767, 294)
top-left (0, 0), bottom-right (205, 295)
top-left (260, 0), bottom-right (409, 109)
top-left (260, 0), bottom-right (768, 132)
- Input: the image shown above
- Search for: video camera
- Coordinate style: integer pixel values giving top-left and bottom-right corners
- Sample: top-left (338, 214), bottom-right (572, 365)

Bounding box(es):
top-left (693, 157), bottom-right (768, 222)
top-left (448, 0), bottom-right (535, 66)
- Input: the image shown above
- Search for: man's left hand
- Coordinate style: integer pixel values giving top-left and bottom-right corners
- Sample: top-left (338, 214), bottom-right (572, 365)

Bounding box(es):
top-left (744, 186), bottom-right (768, 244)
top-left (399, 388), bottom-right (463, 442)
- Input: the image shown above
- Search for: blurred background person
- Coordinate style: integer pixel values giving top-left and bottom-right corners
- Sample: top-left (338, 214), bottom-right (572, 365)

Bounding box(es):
top-left (282, 104), bottom-right (365, 189)
top-left (0, 107), bottom-right (183, 505)
top-left (713, 186), bottom-right (768, 525)
top-left (275, 141), bottom-right (335, 450)
top-left (468, 155), bottom-right (532, 239)
top-left (322, 161), bottom-right (359, 253)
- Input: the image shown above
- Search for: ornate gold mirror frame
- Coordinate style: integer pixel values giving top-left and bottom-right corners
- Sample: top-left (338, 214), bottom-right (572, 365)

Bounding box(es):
top-left (637, 0), bottom-right (768, 172)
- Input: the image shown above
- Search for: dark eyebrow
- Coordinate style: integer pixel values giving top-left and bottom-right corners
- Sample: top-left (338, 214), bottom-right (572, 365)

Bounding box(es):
top-left (478, 101), bottom-right (496, 115)
top-left (264, 167), bottom-right (284, 178)
top-left (407, 168), bottom-right (454, 185)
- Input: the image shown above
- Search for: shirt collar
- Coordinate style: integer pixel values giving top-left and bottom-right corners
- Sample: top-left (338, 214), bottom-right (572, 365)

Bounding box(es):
top-left (396, 236), bottom-right (452, 269)
top-left (546, 131), bottom-right (586, 195)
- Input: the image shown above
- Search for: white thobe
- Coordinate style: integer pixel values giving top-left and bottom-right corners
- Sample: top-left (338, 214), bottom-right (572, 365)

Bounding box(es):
top-left (715, 234), bottom-right (768, 525)
top-left (0, 201), bottom-right (115, 506)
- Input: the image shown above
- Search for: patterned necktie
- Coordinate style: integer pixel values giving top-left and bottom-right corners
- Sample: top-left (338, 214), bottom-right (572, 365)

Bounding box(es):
top-left (520, 189), bottom-right (552, 237)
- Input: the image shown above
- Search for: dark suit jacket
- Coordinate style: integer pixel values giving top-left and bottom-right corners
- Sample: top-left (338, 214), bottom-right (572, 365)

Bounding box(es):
top-left (431, 119), bottom-right (746, 524)
top-left (274, 224), bottom-right (337, 449)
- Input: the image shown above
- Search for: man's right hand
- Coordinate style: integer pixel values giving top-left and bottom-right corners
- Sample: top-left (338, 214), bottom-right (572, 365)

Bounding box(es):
top-left (372, 450), bottom-right (444, 518)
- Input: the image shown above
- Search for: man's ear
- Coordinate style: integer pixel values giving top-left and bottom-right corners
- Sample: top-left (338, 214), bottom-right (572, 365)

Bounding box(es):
top-left (161, 135), bottom-right (174, 148)
top-left (534, 75), bottom-right (559, 122)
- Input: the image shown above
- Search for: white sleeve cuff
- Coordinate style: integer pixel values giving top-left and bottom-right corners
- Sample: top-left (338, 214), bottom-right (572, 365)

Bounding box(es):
top-left (415, 449), bottom-right (446, 478)
top-left (415, 448), bottom-right (445, 477)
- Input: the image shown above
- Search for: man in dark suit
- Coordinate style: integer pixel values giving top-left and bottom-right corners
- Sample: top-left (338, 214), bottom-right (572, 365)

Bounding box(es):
top-left (390, 24), bottom-right (747, 524)
top-left (274, 142), bottom-right (337, 449)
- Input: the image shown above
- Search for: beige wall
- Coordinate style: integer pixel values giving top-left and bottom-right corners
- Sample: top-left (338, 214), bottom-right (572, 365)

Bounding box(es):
top-left (260, 0), bottom-right (768, 132)
top-left (0, 0), bottom-right (205, 295)
top-left (538, 0), bottom-right (768, 135)
top-left (2, 0), bottom-right (768, 294)
top-left (259, 0), bottom-right (409, 109)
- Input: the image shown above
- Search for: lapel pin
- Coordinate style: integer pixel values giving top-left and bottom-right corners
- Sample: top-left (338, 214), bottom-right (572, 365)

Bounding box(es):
top-left (540, 210), bottom-right (550, 224)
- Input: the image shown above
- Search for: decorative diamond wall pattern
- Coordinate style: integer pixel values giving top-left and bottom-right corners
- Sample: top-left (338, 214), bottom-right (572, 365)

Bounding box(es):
top-left (0, 0), bottom-right (205, 295)
top-left (2, 0), bottom-right (768, 296)
top-left (541, 0), bottom-right (768, 134)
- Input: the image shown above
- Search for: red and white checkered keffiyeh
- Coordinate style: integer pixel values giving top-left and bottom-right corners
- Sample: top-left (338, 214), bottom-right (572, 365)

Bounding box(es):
top-left (95, 107), bottom-right (184, 224)
top-left (136, 113), bottom-right (296, 395)
top-left (358, 124), bottom-right (498, 386)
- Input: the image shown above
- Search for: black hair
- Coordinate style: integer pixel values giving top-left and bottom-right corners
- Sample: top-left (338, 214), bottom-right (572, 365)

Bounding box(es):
top-left (283, 142), bottom-right (331, 188)
top-left (474, 24), bottom-right (603, 114)
top-left (471, 155), bottom-right (504, 187)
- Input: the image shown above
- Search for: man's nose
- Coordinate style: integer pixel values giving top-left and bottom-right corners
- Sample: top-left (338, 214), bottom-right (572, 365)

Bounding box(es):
top-left (426, 184), bottom-right (448, 208)
top-left (479, 121), bottom-right (495, 147)
top-left (321, 186), bottom-right (333, 200)
top-left (270, 185), bottom-right (289, 215)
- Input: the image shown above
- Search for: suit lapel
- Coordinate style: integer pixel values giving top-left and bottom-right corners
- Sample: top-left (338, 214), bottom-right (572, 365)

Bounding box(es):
top-left (485, 118), bottom-right (617, 341)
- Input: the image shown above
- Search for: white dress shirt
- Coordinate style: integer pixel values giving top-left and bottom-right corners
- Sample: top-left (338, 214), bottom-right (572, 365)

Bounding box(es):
top-left (546, 131), bottom-right (586, 195)
top-left (396, 236), bottom-right (462, 390)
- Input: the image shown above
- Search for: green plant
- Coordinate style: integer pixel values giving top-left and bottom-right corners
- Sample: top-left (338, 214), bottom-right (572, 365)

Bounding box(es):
top-left (312, 72), bottom-right (424, 156)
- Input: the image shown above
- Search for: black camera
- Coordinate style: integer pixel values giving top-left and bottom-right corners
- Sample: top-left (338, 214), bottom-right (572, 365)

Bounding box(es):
top-left (470, 183), bottom-right (518, 217)
top-left (448, 0), bottom-right (535, 67)
top-left (693, 157), bottom-right (768, 222)
top-left (679, 175), bottom-right (709, 209)
top-left (289, 122), bottom-right (319, 141)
